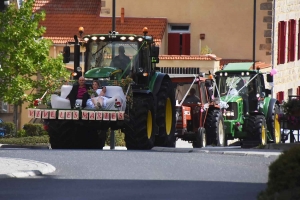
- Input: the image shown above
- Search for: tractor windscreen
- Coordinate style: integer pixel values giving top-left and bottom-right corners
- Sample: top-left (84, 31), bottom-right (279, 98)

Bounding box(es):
top-left (86, 41), bottom-right (139, 72)
top-left (217, 74), bottom-right (252, 97)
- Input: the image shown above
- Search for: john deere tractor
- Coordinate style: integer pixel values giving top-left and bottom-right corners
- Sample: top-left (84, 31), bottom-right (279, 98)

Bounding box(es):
top-left (52, 28), bottom-right (176, 149)
top-left (213, 62), bottom-right (281, 147)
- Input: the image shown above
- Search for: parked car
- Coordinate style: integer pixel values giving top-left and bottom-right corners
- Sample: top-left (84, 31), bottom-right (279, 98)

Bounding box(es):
top-left (0, 118), bottom-right (6, 137)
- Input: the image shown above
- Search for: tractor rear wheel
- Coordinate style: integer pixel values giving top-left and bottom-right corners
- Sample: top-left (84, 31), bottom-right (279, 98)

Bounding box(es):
top-left (269, 104), bottom-right (281, 144)
top-left (155, 79), bottom-right (176, 147)
top-left (246, 115), bottom-right (267, 145)
top-left (193, 128), bottom-right (206, 148)
top-left (205, 109), bottom-right (226, 146)
top-left (124, 96), bottom-right (155, 150)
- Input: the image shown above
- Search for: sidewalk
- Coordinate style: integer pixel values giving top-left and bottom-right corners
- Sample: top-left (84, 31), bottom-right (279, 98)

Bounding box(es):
top-left (0, 157), bottom-right (56, 179)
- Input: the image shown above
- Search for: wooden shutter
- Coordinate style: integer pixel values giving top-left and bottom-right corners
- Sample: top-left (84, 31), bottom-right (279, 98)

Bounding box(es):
top-left (278, 21), bottom-right (286, 64)
top-left (181, 33), bottom-right (190, 55)
top-left (298, 20), bottom-right (300, 60)
top-left (168, 33), bottom-right (180, 55)
top-left (288, 20), bottom-right (296, 62)
top-left (276, 91), bottom-right (284, 104)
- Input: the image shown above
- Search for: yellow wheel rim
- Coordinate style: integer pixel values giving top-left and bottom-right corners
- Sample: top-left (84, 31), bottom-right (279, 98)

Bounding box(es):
top-left (165, 98), bottom-right (172, 135)
top-left (261, 125), bottom-right (266, 145)
top-left (147, 110), bottom-right (152, 139)
top-left (274, 114), bottom-right (281, 144)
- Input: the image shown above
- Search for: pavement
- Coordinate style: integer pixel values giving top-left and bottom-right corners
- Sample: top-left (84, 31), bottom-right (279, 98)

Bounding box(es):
top-left (0, 140), bottom-right (299, 179)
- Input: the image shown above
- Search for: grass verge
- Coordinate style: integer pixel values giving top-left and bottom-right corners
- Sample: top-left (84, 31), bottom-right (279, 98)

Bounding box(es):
top-left (0, 135), bottom-right (49, 146)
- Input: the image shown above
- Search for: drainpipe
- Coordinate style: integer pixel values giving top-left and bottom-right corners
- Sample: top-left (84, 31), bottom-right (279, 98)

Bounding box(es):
top-left (252, 0), bottom-right (257, 70)
top-left (271, 0), bottom-right (276, 98)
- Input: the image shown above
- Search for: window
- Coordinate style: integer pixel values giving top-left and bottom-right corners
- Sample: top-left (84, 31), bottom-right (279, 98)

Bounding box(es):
top-left (277, 21), bottom-right (286, 64)
top-left (168, 24), bottom-right (190, 55)
top-left (276, 91), bottom-right (284, 104)
top-left (288, 19), bottom-right (296, 62)
top-left (1, 101), bottom-right (8, 113)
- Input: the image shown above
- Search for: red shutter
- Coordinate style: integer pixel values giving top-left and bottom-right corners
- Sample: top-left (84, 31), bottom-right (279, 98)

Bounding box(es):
top-left (297, 86), bottom-right (300, 96)
top-left (168, 33), bottom-right (180, 55)
top-left (288, 20), bottom-right (296, 62)
top-left (276, 91), bottom-right (284, 104)
top-left (277, 22), bottom-right (282, 64)
top-left (181, 33), bottom-right (190, 55)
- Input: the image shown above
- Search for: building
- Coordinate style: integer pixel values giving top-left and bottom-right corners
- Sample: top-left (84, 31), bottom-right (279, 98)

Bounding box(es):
top-left (273, 0), bottom-right (300, 102)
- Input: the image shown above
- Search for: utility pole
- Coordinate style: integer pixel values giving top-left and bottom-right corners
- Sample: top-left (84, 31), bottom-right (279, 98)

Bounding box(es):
top-left (110, 0), bottom-right (116, 150)
top-left (252, 0), bottom-right (257, 70)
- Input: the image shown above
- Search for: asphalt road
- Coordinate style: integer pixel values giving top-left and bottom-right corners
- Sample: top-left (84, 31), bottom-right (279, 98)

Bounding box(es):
top-left (0, 146), bottom-right (278, 200)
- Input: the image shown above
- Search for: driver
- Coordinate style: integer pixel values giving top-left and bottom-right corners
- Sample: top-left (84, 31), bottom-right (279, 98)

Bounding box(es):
top-left (110, 46), bottom-right (131, 77)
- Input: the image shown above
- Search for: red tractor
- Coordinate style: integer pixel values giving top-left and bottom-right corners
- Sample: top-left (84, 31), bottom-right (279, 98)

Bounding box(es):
top-left (171, 73), bottom-right (225, 148)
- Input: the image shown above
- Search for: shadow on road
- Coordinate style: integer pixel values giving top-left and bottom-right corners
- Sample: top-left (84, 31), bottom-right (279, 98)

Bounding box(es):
top-left (0, 177), bottom-right (264, 200)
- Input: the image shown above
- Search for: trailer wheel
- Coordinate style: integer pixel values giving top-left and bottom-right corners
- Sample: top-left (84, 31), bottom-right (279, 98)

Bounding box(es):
top-left (205, 109), bottom-right (226, 146)
top-left (48, 120), bottom-right (75, 149)
top-left (269, 104), bottom-right (281, 144)
top-left (124, 96), bottom-right (155, 150)
top-left (247, 115), bottom-right (267, 145)
top-left (155, 79), bottom-right (176, 147)
top-left (193, 128), bottom-right (206, 148)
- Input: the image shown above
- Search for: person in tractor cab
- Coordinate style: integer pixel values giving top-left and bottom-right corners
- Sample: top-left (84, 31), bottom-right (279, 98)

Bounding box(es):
top-left (66, 76), bottom-right (90, 109)
top-left (184, 88), bottom-right (200, 103)
top-left (110, 46), bottom-right (131, 77)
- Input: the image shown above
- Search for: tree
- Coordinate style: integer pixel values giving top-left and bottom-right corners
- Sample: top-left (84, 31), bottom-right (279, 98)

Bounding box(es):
top-left (0, 0), bottom-right (69, 132)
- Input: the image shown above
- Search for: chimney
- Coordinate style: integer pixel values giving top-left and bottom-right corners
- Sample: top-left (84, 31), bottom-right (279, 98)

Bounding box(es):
top-left (121, 8), bottom-right (125, 24)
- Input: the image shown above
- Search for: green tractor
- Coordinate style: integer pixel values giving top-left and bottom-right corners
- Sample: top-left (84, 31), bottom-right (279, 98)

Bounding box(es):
top-left (213, 62), bottom-right (281, 146)
top-left (56, 28), bottom-right (176, 149)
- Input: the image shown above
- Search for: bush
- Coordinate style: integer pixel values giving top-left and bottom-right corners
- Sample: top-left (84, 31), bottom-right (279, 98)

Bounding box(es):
top-left (258, 145), bottom-right (300, 200)
top-left (105, 129), bottom-right (125, 147)
top-left (17, 129), bottom-right (27, 137)
top-left (23, 123), bottom-right (47, 137)
top-left (0, 135), bottom-right (49, 145)
top-left (0, 122), bottom-right (16, 136)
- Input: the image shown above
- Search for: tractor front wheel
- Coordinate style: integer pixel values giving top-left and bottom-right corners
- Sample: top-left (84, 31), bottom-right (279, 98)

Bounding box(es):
top-left (193, 128), bottom-right (206, 148)
top-left (246, 115), bottom-right (267, 145)
top-left (123, 96), bottom-right (155, 150)
top-left (205, 109), bottom-right (226, 146)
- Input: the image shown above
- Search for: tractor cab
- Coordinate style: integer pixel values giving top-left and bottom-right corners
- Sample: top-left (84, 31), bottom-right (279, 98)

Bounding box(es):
top-left (80, 28), bottom-right (159, 87)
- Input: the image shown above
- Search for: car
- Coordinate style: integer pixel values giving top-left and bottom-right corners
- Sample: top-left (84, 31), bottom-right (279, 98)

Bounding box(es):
top-left (0, 118), bottom-right (6, 137)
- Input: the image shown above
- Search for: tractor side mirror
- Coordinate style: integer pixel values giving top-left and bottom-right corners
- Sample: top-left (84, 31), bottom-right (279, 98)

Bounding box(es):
top-left (63, 46), bottom-right (70, 63)
top-left (150, 46), bottom-right (159, 57)
top-left (266, 74), bottom-right (273, 82)
top-left (265, 89), bottom-right (271, 97)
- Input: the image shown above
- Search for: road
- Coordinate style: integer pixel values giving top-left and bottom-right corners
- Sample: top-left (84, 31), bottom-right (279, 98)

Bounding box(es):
top-left (0, 142), bottom-right (279, 200)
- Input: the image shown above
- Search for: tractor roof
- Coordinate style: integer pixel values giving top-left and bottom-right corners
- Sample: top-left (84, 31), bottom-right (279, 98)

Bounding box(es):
top-left (219, 62), bottom-right (255, 72)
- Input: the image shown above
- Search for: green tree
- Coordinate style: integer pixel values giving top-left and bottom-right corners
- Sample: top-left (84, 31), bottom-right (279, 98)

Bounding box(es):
top-left (0, 0), bottom-right (69, 132)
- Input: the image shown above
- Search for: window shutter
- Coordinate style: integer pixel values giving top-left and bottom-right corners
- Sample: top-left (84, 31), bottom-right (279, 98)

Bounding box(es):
top-left (276, 91), bottom-right (284, 104)
top-left (288, 20), bottom-right (296, 62)
top-left (288, 20), bottom-right (291, 62)
top-left (281, 21), bottom-right (287, 64)
top-left (298, 20), bottom-right (300, 60)
top-left (168, 33), bottom-right (180, 55)
top-left (181, 33), bottom-right (190, 55)
top-left (277, 22), bottom-right (282, 64)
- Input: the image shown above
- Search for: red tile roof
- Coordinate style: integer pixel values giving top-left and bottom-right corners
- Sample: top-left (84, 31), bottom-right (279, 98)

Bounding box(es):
top-left (159, 55), bottom-right (221, 61)
top-left (34, 1), bottom-right (167, 44)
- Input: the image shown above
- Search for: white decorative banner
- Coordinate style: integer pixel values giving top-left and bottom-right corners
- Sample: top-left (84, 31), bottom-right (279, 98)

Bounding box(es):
top-left (42, 110), bottom-right (49, 119)
top-left (49, 110), bottom-right (57, 119)
top-left (73, 110), bottom-right (79, 120)
top-left (27, 109), bottom-right (124, 121)
top-left (89, 111), bottom-right (95, 120)
top-left (65, 110), bottom-right (73, 120)
top-left (28, 109), bottom-right (35, 118)
top-left (95, 111), bottom-right (103, 120)
top-left (35, 109), bottom-right (42, 118)
top-left (58, 110), bottom-right (65, 119)
top-left (118, 111), bottom-right (125, 120)
top-left (110, 111), bottom-right (117, 121)
top-left (81, 110), bottom-right (89, 120)
top-left (103, 111), bottom-right (110, 121)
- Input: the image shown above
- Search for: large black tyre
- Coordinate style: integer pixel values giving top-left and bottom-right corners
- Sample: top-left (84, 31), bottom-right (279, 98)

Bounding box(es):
top-left (96, 130), bottom-right (107, 149)
top-left (48, 120), bottom-right (75, 149)
top-left (123, 96), bottom-right (155, 150)
top-left (246, 115), bottom-right (267, 145)
top-left (155, 78), bottom-right (176, 147)
top-left (268, 103), bottom-right (281, 144)
top-left (193, 128), bottom-right (207, 148)
top-left (205, 109), bottom-right (226, 146)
